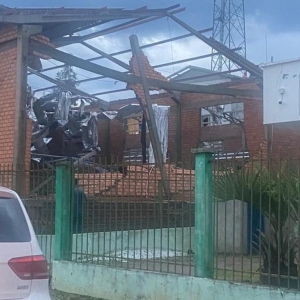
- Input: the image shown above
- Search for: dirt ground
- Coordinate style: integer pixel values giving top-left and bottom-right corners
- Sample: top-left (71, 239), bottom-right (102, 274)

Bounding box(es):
top-left (50, 288), bottom-right (106, 300)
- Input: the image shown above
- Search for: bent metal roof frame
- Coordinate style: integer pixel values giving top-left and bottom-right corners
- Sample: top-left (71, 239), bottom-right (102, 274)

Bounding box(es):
top-left (0, 5), bottom-right (263, 107)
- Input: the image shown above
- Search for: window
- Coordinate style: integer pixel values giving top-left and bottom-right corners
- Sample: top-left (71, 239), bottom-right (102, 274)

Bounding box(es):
top-left (0, 198), bottom-right (31, 242)
top-left (201, 114), bottom-right (219, 127)
top-left (124, 113), bottom-right (148, 135)
top-left (201, 103), bottom-right (244, 127)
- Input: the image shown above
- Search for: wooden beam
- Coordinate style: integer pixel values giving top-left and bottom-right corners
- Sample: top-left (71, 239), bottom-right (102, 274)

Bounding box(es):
top-left (73, 150), bottom-right (97, 167)
top-left (154, 50), bottom-right (240, 69)
top-left (130, 34), bottom-right (170, 197)
top-left (176, 103), bottom-right (182, 163)
top-left (42, 20), bottom-right (107, 40)
top-left (52, 6), bottom-right (184, 46)
top-left (32, 176), bottom-right (54, 194)
top-left (14, 25), bottom-right (41, 194)
top-left (28, 67), bottom-right (109, 110)
top-left (34, 48), bottom-right (240, 94)
top-left (167, 13), bottom-right (263, 80)
top-left (169, 90), bottom-right (181, 105)
top-left (200, 125), bottom-right (243, 141)
top-left (31, 27), bottom-right (212, 74)
top-left (1, 7), bottom-right (180, 24)
top-left (170, 91), bottom-right (182, 163)
top-left (30, 41), bottom-right (263, 99)
top-left (81, 42), bottom-right (130, 70)
top-left (182, 96), bottom-right (248, 110)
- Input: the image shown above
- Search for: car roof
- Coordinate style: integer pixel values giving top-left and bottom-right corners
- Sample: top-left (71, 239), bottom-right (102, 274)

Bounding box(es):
top-left (0, 187), bottom-right (19, 199)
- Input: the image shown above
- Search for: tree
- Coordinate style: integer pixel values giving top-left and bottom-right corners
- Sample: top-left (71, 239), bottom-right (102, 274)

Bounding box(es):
top-left (55, 65), bottom-right (79, 87)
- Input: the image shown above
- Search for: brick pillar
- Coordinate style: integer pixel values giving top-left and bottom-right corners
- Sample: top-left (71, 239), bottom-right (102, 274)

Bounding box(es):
top-left (243, 99), bottom-right (268, 160)
top-left (127, 51), bottom-right (168, 116)
top-left (0, 24), bottom-right (52, 195)
top-left (0, 25), bottom-right (19, 190)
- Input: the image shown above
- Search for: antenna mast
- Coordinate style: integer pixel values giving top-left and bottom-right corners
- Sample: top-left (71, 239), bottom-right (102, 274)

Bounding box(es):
top-left (211, 0), bottom-right (246, 71)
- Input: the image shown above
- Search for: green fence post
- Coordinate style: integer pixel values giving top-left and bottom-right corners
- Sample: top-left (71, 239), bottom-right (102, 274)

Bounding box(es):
top-left (193, 148), bottom-right (214, 278)
top-left (55, 161), bottom-right (74, 261)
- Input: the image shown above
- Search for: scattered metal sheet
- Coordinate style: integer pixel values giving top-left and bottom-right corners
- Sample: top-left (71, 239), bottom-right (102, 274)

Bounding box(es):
top-left (27, 84), bottom-right (106, 158)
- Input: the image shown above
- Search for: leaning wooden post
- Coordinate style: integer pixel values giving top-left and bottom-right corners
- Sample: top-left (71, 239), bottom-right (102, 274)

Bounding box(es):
top-left (129, 34), bottom-right (170, 198)
top-left (55, 161), bottom-right (74, 261)
top-left (192, 148), bottom-right (214, 278)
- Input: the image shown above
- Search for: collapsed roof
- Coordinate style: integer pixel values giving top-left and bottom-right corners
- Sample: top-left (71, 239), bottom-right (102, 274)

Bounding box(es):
top-left (0, 4), bottom-right (264, 173)
top-left (28, 84), bottom-right (103, 159)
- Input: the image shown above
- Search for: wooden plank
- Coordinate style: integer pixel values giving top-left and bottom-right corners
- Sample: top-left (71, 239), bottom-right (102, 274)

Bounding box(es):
top-left (32, 176), bottom-right (54, 194)
top-left (170, 91), bottom-right (182, 163)
top-left (81, 42), bottom-right (130, 70)
top-left (129, 34), bottom-right (170, 198)
top-left (182, 97), bottom-right (242, 110)
top-left (28, 67), bottom-right (109, 110)
top-left (167, 13), bottom-right (263, 80)
top-left (30, 40), bottom-right (263, 99)
top-left (13, 25), bottom-right (41, 194)
top-left (30, 27), bottom-right (212, 75)
top-left (73, 150), bottom-right (97, 167)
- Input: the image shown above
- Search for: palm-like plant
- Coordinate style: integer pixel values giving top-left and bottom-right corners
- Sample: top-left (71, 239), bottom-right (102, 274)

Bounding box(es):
top-left (213, 162), bottom-right (300, 286)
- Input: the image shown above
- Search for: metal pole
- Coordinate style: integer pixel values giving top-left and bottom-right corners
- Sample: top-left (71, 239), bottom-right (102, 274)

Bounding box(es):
top-left (55, 161), bottom-right (74, 261)
top-left (193, 148), bottom-right (214, 278)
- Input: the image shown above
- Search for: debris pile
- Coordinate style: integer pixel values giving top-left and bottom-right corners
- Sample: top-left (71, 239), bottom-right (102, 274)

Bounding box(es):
top-left (75, 164), bottom-right (195, 201)
top-left (27, 84), bottom-right (102, 158)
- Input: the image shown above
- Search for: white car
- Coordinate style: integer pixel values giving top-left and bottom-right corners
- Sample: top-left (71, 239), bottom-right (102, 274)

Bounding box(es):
top-left (0, 187), bottom-right (51, 299)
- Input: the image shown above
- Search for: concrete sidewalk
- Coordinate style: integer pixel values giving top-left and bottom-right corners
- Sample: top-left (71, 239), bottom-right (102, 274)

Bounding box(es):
top-left (50, 288), bottom-right (106, 300)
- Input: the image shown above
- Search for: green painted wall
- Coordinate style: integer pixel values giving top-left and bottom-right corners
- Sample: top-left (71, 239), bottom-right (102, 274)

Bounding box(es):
top-left (52, 261), bottom-right (300, 300)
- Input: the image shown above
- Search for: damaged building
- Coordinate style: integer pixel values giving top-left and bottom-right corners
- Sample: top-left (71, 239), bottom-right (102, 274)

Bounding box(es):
top-left (0, 4), bottom-right (298, 202)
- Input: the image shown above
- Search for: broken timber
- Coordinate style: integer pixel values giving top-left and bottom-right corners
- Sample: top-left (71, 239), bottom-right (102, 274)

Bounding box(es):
top-left (28, 67), bottom-right (109, 110)
top-left (167, 13), bottom-right (263, 80)
top-left (30, 41), bottom-right (263, 99)
top-left (129, 34), bottom-right (170, 198)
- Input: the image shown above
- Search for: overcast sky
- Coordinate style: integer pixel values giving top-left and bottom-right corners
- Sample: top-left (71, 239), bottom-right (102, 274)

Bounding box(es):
top-left (3, 0), bottom-right (300, 101)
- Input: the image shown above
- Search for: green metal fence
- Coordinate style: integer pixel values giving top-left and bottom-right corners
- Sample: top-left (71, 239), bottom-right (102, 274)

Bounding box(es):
top-left (65, 156), bottom-right (196, 276)
top-left (213, 152), bottom-right (300, 290)
top-left (2, 151), bottom-right (300, 291)
top-left (66, 152), bottom-right (300, 291)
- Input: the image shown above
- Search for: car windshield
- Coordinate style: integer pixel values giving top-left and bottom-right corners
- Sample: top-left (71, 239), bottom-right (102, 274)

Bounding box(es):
top-left (0, 197), bottom-right (31, 242)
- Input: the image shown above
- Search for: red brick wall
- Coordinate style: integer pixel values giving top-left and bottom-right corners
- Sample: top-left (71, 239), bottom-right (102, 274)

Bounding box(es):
top-left (108, 93), bottom-right (245, 162)
top-left (243, 99), bottom-right (300, 160)
top-left (0, 26), bottom-right (21, 190)
top-left (107, 52), bottom-right (300, 162)
top-left (0, 26), bottom-right (18, 168)
top-left (98, 118), bottom-right (109, 157)
top-left (109, 95), bottom-right (300, 163)
top-left (109, 119), bottom-right (126, 161)
top-left (271, 123), bottom-right (300, 159)
top-left (224, 137), bottom-right (243, 152)
top-left (200, 124), bottom-right (243, 151)
top-left (108, 94), bottom-right (176, 160)
top-left (0, 25), bottom-right (53, 192)
top-left (181, 108), bottom-right (200, 161)
top-left (243, 99), bottom-right (266, 159)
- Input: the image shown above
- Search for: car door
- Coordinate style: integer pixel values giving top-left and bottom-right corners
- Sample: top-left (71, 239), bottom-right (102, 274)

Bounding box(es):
top-left (0, 196), bottom-right (32, 299)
